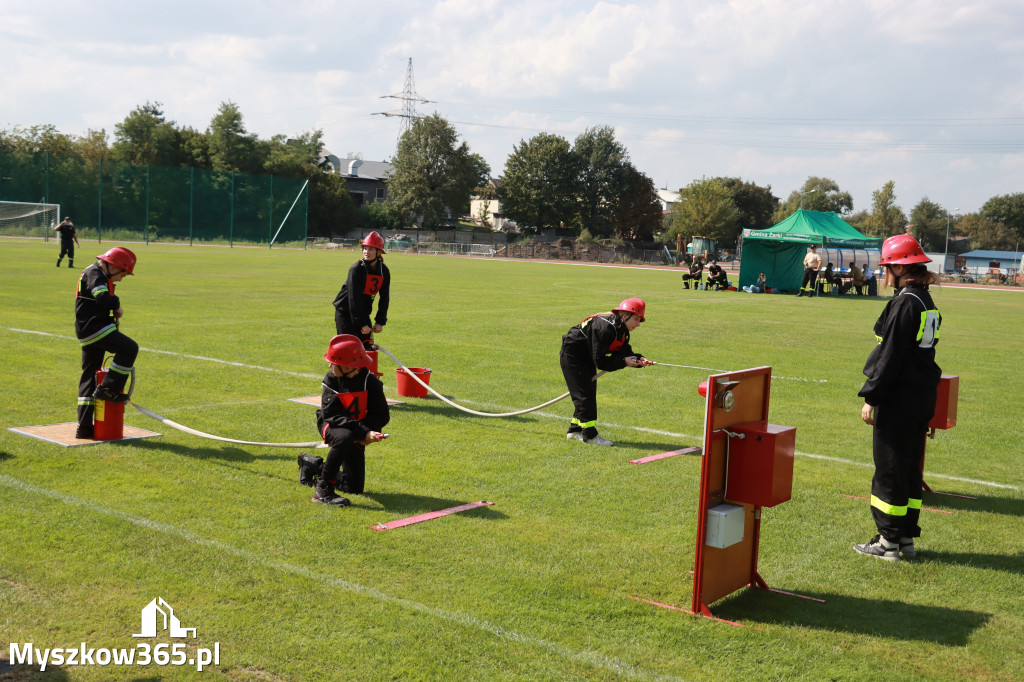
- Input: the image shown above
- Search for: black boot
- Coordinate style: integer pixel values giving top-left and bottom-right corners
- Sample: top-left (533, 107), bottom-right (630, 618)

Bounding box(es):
top-left (313, 479), bottom-right (350, 507)
top-left (56, 258), bottom-right (61, 267)
top-left (298, 452), bottom-right (324, 487)
top-left (94, 385), bottom-right (129, 403)
top-left (68, 260), bottom-right (74, 268)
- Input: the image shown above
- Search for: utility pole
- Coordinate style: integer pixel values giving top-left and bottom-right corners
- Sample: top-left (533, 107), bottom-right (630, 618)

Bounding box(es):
top-left (374, 58), bottom-right (433, 148)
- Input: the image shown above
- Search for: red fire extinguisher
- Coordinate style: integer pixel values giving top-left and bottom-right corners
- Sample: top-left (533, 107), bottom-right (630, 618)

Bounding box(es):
top-left (93, 365), bottom-right (125, 441)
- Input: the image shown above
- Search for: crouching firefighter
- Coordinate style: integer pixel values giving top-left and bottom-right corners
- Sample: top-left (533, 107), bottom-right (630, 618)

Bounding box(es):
top-left (559, 298), bottom-right (652, 446)
top-left (311, 334), bottom-right (390, 507)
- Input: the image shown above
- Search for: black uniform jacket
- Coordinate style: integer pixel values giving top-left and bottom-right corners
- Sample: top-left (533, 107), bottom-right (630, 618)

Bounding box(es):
top-left (56, 222), bottom-right (76, 242)
top-left (859, 283), bottom-right (941, 408)
top-left (75, 263), bottom-right (120, 345)
top-left (333, 258), bottom-right (390, 329)
top-left (561, 312), bottom-right (642, 372)
top-left (316, 368), bottom-right (390, 440)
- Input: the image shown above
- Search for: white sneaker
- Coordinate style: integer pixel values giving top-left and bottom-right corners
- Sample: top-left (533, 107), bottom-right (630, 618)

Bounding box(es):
top-left (566, 431), bottom-right (584, 441)
top-left (853, 535), bottom-right (900, 561)
top-left (899, 538), bottom-right (917, 558)
top-left (583, 434), bottom-right (614, 446)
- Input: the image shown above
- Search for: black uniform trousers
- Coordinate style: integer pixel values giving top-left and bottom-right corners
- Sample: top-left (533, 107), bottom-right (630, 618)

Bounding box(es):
top-left (77, 330), bottom-right (139, 429)
top-left (559, 350), bottom-right (599, 437)
top-left (57, 241), bottom-right (75, 266)
top-left (322, 426), bottom-right (366, 494)
top-left (870, 396), bottom-right (933, 542)
top-left (334, 310), bottom-right (374, 347)
top-left (800, 268), bottom-right (818, 293)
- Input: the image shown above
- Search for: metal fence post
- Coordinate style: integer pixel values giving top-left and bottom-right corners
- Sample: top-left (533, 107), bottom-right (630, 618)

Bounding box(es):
top-left (230, 172), bottom-right (235, 248)
top-left (268, 174), bottom-right (274, 248)
top-left (145, 163), bottom-right (150, 244)
top-left (96, 157), bottom-right (103, 244)
top-left (189, 166), bottom-right (194, 246)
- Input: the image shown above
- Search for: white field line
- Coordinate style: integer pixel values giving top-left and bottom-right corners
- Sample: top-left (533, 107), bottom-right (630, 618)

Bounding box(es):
top-left (7, 327), bottom-right (1018, 492)
top-left (0, 473), bottom-right (683, 682)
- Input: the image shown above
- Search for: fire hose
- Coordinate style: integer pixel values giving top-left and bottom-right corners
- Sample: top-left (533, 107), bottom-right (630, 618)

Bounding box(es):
top-left (373, 343), bottom-right (605, 418)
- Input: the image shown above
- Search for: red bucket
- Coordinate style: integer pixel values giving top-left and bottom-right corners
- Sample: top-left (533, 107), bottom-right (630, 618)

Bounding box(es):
top-left (365, 350), bottom-right (382, 378)
top-left (395, 367), bottom-right (432, 398)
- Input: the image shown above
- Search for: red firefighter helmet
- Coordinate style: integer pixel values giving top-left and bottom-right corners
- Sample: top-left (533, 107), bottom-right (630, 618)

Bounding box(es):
top-left (324, 334), bottom-right (373, 368)
top-left (612, 297), bottom-right (646, 322)
top-left (361, 231), bottom-right (386, 253)
top-left (97, 247), bottom-right (137, 275)
top-left (880, 234), bottom-right (931, 265)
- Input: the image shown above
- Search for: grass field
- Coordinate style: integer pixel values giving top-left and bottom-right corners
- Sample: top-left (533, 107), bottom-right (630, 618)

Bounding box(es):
top-left (1, 238), bottom-right (1023, 681)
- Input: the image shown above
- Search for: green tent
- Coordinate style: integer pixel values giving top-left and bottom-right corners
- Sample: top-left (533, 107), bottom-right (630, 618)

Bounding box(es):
top-left (739, 210), bottom-right (882, 292)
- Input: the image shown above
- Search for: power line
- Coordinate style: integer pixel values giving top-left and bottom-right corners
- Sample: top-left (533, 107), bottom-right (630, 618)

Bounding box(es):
top-left (373, 58), bottom-right (433, 149)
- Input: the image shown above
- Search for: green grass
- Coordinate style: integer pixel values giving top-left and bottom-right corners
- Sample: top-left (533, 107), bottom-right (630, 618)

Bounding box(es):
top-left (1, 239), bottom-right (1023, 681)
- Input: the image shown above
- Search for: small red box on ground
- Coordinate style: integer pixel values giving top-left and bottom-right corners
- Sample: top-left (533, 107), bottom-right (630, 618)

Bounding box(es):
top-left (725, 422), bottom-right (795, 507)
top-left (930, 375), bottom-right (958, 430)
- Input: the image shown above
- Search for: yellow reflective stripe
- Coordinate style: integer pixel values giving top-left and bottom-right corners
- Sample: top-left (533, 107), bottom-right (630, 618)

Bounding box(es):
top-left (870, 494), bottom-right (908, 516)
top-left (572, 419), bottom-right (597, 429)
top-left (908, 498), bottom-right (922, 510)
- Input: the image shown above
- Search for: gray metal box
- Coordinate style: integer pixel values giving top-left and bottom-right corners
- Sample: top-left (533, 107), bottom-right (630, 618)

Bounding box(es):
top-left (705, 503), bottom-right (745, 548)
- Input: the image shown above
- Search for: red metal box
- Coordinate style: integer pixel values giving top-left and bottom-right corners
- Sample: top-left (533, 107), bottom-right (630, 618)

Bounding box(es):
top-left (724, 422), bottom-right (795, 508)
top-left (929, 375), bottom-right (958, 430)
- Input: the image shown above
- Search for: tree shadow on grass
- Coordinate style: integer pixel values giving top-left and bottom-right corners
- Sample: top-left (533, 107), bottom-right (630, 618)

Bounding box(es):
top-left (712, 590), bottom-right (990, 645)
top-left (922, 489), bottom-right (1024, 517)
top-left (0, 450), bottom-right (15, 463)
top-left (361, 491), bottom-right (508, 520)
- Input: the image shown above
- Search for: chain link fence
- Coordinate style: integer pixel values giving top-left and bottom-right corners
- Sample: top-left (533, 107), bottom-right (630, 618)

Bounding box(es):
top-left (0, 150), bottom-right (308, 247)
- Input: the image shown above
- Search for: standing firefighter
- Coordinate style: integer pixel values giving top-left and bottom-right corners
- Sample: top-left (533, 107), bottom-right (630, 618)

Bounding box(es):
top-left (854, 235), bottom-right (942, 561)
top-left (312, 334), bottom-right (390, 507)
top-left (560, 298), bottom-right (653, 446)
top-left (74, 247), bottom-right (139, 439)
top-left (54, 217), bottom-right (80, 268)
top-left (333, 231), bottom-right (390, 348)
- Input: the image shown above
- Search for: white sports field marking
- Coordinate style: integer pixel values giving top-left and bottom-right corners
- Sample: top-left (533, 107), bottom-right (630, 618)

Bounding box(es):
top-left (460, 399), bottom-right (1021, 492)
top-left (7, 327), bottom-right (1017, 492)
top-left (0, 474), bottom-right (682, 682)
top-left (6, 328), bottom-right (321, 379)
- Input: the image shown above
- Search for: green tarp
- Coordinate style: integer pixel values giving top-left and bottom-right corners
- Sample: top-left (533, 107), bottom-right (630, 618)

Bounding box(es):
top-left (739, 210), bottom-right (881, 291)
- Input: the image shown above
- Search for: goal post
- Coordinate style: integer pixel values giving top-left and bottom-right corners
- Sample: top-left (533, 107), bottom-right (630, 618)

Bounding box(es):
top-left (0, 200), bottom-right (61, 240)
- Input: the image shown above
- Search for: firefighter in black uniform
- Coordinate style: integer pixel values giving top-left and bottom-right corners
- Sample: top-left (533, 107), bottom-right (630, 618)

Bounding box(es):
top-left (54, 217), bottom-right (80, 268)
top-left (560, 298), bottom-right (653, 446)
top-left (74, 247), bottom-right (140, 439)
top-left (681, 257), bottom-right (703, 289)
top-left (333, 231), bottom-right (390, 348)
top-left (705, 260), bottom-right (728, 290)
top-left (312, 334), bottom-right (390, 507)
top-left (854, 235), bottom-right (942, 561)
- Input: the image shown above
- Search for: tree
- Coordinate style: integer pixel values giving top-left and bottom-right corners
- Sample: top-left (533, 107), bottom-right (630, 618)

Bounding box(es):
top-left (387, 114), bottom-right (490, 230)
top-left (573, 125), bottom-right (628, 237)
top-left (610, 163), bottom-right (662, 242)
top-left (75, 129), bottom-right (109, 160)
top-left (110, 102), bottom-right (183, 166)
top-left (669, 177), bottom-right (740, 247)
top-left (207, 101), bottom-right (259, 173)
top-left (774, 177), bottom-right (854, 222)
top-left (861, 180), bottom-right (908, 238)
top-left (719, 177), bottom-right (778, 236)
top-left (908, 198), bottom-right (946, 251)
top-left (980, 192), bottom-right (1024, 242)
top-left (499, 132), bottom-right (580, 232)
top-left (0, 124), bottom-right (78, 156)
top-left (956, 213), bottom-right (1018, 251)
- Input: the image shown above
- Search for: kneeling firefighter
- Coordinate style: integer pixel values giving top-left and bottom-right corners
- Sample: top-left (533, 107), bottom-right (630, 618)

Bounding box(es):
top-left (559, 298), bottom-right (653, 446)
top-left (309, 334), bottom-right (390, 507)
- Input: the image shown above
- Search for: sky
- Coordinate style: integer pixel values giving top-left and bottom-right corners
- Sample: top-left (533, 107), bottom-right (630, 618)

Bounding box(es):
top-left (3, 0), bottom-right (1024, 215)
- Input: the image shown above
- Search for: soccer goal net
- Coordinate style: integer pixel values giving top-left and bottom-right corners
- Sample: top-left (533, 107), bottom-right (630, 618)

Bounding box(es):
top-left (0, 200), bottom-right (61, 239)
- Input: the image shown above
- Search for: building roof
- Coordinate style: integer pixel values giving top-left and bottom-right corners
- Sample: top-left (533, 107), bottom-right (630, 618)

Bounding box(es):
top-left (960, 249), bottom-right (1023, 259)
top-left (319, 149), bottom-right (393, 180)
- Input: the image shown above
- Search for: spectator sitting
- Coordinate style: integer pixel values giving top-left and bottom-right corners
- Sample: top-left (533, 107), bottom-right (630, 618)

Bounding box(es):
top-left (864, 264), bottom-right (878, 296)
top-left (743, 272), bottom-right (767, 293)
top-left (817, 262), bottom-right (837, 294)
top-left (705, 260), bottom-right (728, 290)
top-left (840, 261), bottom-right (865, 295)
top-left (681, 256), bottom-right (704, 289)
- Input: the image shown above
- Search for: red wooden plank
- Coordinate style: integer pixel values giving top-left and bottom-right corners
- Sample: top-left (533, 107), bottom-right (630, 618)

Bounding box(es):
top-left (371, 501), bottom-right (495, 531)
